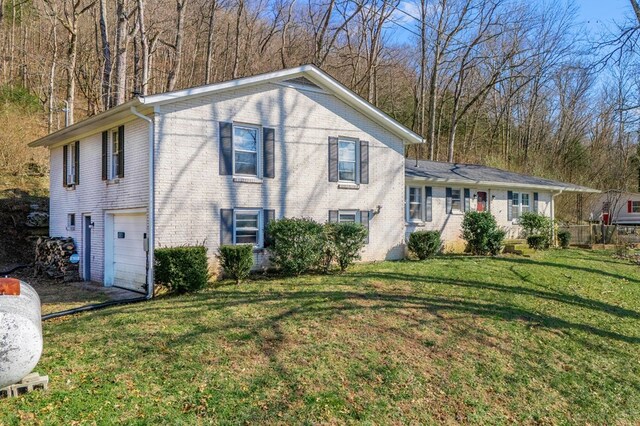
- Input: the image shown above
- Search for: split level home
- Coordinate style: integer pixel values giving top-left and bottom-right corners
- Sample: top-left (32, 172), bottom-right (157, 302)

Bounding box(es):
top-left (587, 190), bottom-right (640, 225)
top-left (29, 65), bottom-right (598, 294)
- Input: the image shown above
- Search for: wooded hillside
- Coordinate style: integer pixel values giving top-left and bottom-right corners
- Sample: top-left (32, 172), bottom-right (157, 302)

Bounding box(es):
top-left (0, 0), bottom-right (639, 218)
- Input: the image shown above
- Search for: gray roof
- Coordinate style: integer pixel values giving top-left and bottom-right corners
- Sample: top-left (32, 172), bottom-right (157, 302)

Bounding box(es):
top-left (405, 159), bottom-right (599, 193)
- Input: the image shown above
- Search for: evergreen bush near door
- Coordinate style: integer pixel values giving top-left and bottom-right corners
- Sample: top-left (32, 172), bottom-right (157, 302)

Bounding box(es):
top-left (462, 211), bottom-right (505, 256)
top-left (155, 246), bottom-right (210, 293)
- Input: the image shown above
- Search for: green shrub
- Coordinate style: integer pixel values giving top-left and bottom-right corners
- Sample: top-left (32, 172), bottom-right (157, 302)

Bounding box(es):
top-left (267, 218), bottom-right (324, 275)
top-left (155, 246), bottom-right (209, 293)
top-left (557, 230), bottom-right (571, 249)
top-left (217, 245), bottom-right (253, 284)
top-left (326, 222), bottom-right (368, 272)
top-left (408, 230), bottom-right (441, 260)
top-left (519, 212), bottom-right (552, 248)
top-left (487, 229), bottom-right (507, 256)
top-left (527, 235), bottom-right (547, 250)
top-left (462, 211), bottom-right (505, 256)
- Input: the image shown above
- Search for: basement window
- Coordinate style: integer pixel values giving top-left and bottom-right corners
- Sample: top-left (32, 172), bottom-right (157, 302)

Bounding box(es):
top-left (67, 213), bottom-right (76, 231)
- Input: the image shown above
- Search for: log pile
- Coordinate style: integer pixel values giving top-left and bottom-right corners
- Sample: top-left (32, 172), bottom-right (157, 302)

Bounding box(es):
top-left (34, 237), bottom-right (80, 282)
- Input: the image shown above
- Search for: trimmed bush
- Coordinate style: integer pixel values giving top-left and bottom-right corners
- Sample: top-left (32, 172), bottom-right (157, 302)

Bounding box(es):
top-left (155, 246), bottom-right (209, 293)
top-left (267, 218), bottom-right (324, 275)
top-left (487, 229), bottom-right (507, 256)
top-left (326, 222), bottom-right (368, 272)
top-left (408, 230), bottom-right (441, 260)
top-left (217, 245), bottom-right (253, 284)
top-left (527, 235), bottom-right (547, 250)
top-left (462, 211), bottom-right (505, 256)
top-left (519, 212), bottom-right (552, 248)
top-left (557, 230), bottom-right (571, 249)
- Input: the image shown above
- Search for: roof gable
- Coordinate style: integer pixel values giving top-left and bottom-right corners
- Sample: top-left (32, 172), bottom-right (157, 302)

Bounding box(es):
top-left (30, 65), bottom-right (423, 148)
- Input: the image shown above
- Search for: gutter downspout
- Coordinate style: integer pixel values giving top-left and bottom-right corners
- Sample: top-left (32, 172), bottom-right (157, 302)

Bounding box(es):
top-left (551, 188), bottom-right (565, 247)
top-left (131, 106), bottom-right (155, 300)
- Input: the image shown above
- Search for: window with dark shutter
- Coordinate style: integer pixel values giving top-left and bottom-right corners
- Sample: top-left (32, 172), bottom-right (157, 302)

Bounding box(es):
top-left (507, 191), bottom-right (513, 221)
top-left (425, 187), bottom-right (432, 222)
top-left (220, 209), bottom-right (234, 245)
top-left (446, 187), bottom-right (452, 214)
top-left (63, 144), bottom-right (68, 187)
top-left (328, 210), bottom-right (339, 223)
top-left (117, 125), bottom-right (125, 178)
top-left (464, 189), bottom-right (470, 212)
top-left (74, 141), bottom-right (80, 185)
top-left (533, 192), bottom-right (539, 213)
top-left (102, 131), bottom-right (108, 180)
top-left (263, 209), bottom-right (275, 247)
top-left (360, 140), bottom-right (369, 184)
top-left (263, 128), bottom-right (275, 178)
top-left (328, 137), bottom-right (338, 182)
top-left (360, 210), bottom-right (370, 244)
top-left (219, 122), bottom-right (233, 175)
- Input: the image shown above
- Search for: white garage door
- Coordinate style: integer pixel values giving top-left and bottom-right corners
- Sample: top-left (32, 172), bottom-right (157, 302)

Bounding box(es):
top-left (113, 213), bottom-right (147, 293)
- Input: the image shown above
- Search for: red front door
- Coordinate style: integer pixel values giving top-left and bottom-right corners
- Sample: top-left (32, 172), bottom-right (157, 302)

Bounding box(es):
top-left (477, 191), bottom-right (487, 212)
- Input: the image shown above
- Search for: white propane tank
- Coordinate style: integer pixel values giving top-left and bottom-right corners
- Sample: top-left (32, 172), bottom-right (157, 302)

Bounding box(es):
top-left (0, 278), bottom-right (43, 389)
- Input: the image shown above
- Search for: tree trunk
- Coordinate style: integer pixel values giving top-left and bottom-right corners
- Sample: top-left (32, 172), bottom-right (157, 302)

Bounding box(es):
top-left (99, 0), bottom-right (111, 109)
top-left (113, 0), bottom-right (129, 106)
top-left (166, 0), bottom-right (187, 91)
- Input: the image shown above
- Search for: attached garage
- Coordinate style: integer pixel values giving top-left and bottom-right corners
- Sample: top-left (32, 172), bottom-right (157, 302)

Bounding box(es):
top-left (105, 211), bottom-right (148, 293)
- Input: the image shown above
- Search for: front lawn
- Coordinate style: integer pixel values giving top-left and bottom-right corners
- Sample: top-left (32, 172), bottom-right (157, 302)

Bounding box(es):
top-left (1, 249), bottom-right (639, 424)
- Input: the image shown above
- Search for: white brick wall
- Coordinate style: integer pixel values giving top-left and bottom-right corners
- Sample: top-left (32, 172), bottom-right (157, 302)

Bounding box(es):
top-left (405, 184), bottom-right (553, 252)
top-left (49, 118), bottom-right (149, 281)
top-left (153, 82), bottom-right (407, 264)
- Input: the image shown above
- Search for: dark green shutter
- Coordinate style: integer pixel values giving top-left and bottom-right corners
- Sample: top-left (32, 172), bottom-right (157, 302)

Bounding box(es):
top-left (464, 188), bottom-right (470, 212)
top-left (74, 142), bottom-right (80, 185)
top-left (360, 140), bottom-right (369, 184)
top-left (219, 122), bottom-right (233, 175)
top-left (425, 187), bottom-right (432, 222)
top-left (360, 210), bottom-right (370, 244)
top-left (533, 192), bottom-right (539, 213)
top-left (117, 125), bottom-right (125, 178)
top-left (63, 144), bottom-right (68, 187)
top-left (328, 210), bottom-right (339, 223)
top-left (102, 131), bottom-right (108, 180)
top-left (220, 209), bottom-right (234, 245)
top-left (263, 127), bottom-right (275, 178)
top-left (446, 187), bottom-right (452, 214)
top-left (507, 191), bottom-right (513, 221)
top-left (328, 137), bottom-right (338, 182)
top-left (263, 209), bottom-right (275, 247)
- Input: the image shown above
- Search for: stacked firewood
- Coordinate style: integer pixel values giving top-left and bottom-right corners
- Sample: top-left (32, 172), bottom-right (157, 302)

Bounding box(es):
top-left (34, 237), bottom-right (80, 282)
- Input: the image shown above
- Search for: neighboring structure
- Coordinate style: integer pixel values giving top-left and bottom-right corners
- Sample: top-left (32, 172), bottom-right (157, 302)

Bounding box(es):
top-left (30, 64), bottom-right (600, 293)
top-left (405, 160), bottom-right (599, 251)
top-left (587, 190), bottom-right (640, 225)
top-left (29, 65), bottom-right (422, 293)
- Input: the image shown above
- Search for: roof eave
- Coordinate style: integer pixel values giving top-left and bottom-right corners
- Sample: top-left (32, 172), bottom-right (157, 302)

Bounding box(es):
top-left (405, 175), bottom-right (600, 193)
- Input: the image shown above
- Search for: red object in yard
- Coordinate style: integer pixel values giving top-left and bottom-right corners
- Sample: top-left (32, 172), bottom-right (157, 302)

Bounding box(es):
top-left (0, 278), bottom-right (20, 296)
top-left (603, 212), bottom-right (610, 225)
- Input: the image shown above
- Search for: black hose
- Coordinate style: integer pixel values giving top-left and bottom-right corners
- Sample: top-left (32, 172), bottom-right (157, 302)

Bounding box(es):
top-left (42, 296), bottom-right (149, 321)
top-left (0, 264), bottom-right (30, 276)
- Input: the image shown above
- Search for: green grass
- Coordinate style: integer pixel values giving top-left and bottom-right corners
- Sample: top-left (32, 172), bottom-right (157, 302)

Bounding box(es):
top-left (2, 249), bottom-right (640, 424)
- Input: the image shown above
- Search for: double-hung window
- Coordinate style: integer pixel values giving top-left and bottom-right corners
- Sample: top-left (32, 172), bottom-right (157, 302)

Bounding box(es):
top-left (65, 141), bottom-right (78, 186)
top-left (338, 211), bottom-right (358, 223)
top-left (233, 125), bottom-right (260, 176)
top-left (632, 201), bottom-right (640, 213)
top-left (234, 210), bottom-right (261, 246)
top-left (338, 139), bottom-right (357, 182)
top-left (450, 189), bottom-right (462, 212)
top-left (408, 187), bottom-right (422, 221)
top-left (110, 129), bottom-right (120, 179)
top-left (511, 192), bottom-right (531, 220)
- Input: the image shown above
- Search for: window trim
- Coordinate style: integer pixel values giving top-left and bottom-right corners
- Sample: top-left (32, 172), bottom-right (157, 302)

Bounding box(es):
top-left (67, 213), bottom-right (76, 231)
top-left (450, 188), bottom-right (462, 213)
top-left (232, 123), bottom-right (262, 177)
top-left (65, 141), bottom-right (77, 186)
top-left (632, 201), bottom-right (640, 214)
top-left (511, 192), bottom-right (532, 221)
top-left (337, 137), bottom-right (359, 183)
top-left (233, 208), bottom-right (263, 248)
top-left (407, 186), bottom-right (423, 223)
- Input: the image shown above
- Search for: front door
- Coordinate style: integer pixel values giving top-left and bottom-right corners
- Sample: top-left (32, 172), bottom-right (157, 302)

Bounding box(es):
top-left (477, 191), bottom-right (487, 212)
top-left (83, 215), bottom-right (91, 281)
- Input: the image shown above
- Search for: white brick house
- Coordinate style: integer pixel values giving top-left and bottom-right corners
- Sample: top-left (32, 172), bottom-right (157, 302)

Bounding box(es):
top-left (30, 64), bottom-right (599, 294)
top-left (30, 65), bottom-right (422, 294)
